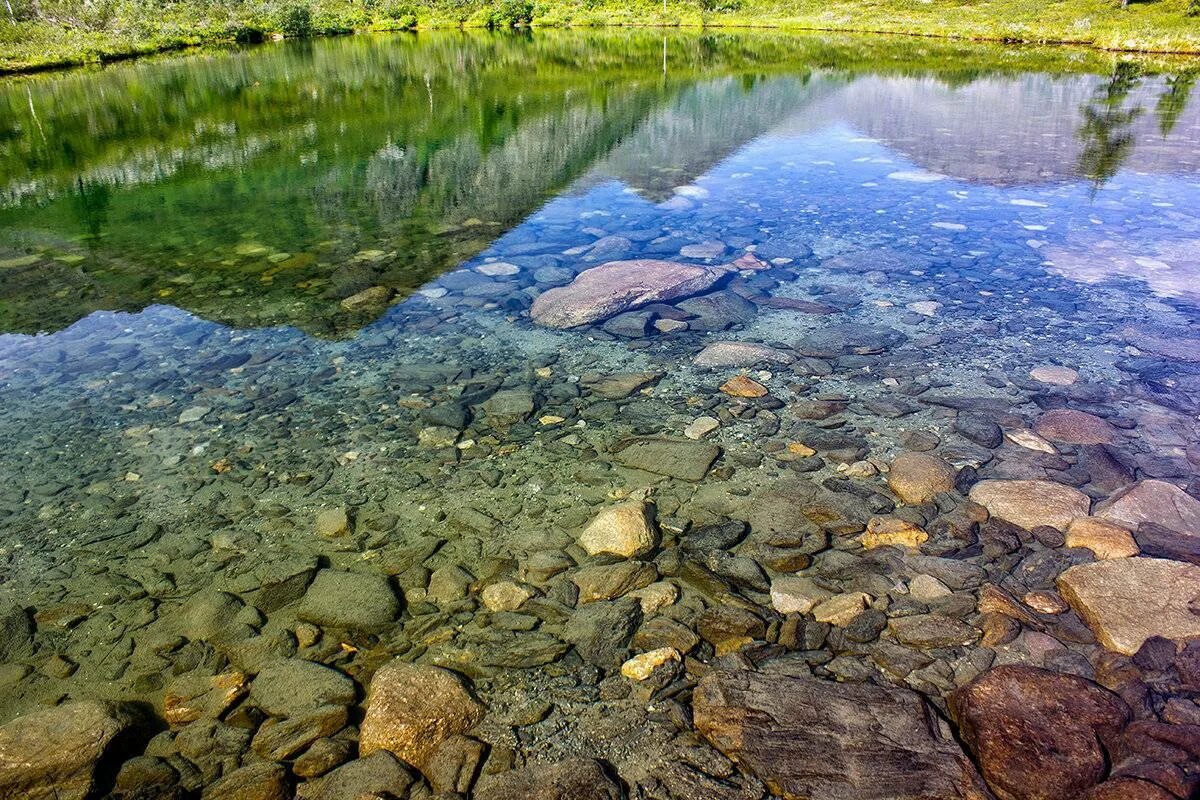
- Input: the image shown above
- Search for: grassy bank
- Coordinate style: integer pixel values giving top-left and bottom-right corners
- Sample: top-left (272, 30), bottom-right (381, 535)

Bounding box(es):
top-left (1, 0), bottom-right (1199, 73)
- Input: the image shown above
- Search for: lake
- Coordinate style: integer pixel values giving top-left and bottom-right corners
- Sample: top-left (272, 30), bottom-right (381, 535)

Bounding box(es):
top-left (1, 29), bottom-right (1199, 800)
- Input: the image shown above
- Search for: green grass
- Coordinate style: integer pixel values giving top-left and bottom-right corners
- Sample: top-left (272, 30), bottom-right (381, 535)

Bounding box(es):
top-left (1, 0), bottom-right (1198, 73)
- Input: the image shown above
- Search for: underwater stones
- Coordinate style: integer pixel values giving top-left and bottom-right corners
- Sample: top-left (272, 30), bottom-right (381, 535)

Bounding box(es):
top-left (474, 758), bottom-right (622, 800)
top-left (1032, 409), bottom-right (1118, 445)
top-left (249, 659), bottom-right (355, 719)
top-left (0, 700), bottom-right (144, 800)
top-left (0, 603), bottom-right (33, 662)
top-left (684, 416), bottom-right (720, 440)
top-left (164, 670), bottom-right (248, 725)
top-left (1065, 518), bottom-right (1139, 560)
top-left (620, 647), bottom-right (681, 681)
top-left (294, 751), bottom-right (415, 800)
top-left (530, 259), bottom-right (730, 328)
top-left (680, 240), bottom-right (726, 259)
top-left (481, 388), bottom-right (535, 427)
top-left (1030, 365), bottom-right (1079, 385)
top-left (812, 592), bottom-right (871, 627)
top-left (861, 517), bottom-right (928, 550)
top-left (770, 576), bottom-right (833, 615)
top-left (950, 666), bottom-right (1130, 800)
top-left (719, 375), bottom-right (768, 398)
top-left (794, 323), bottom-right (906, 357)
top-left (1005, 429), bottom-right (1057, 454)
top-left (888, 614), bottom-right (979, 648)
top-left (579, 501), bottom-right (658, 558)
top-left (181, 590), bottom-right (245, 641)
top-left (887, 452), bottom-right (957, 504)
top-left (613, 437), bottom-right (720, 481)
top-left (572, 562), bottom-right (656, 604)
top-left (360, 661), bottom-right (484, 769)
top-left (340, 285), bottom-right (394, 311)
top-left (694, 669), bottom-right (982, 800)
top-left (955, 413), bottom-right (1004, 448)
top-left (1057, 558), bottom-right (1200, 656)
top-left (969, 479), bottom-right (1090, 531)
top-left (580, 371), bottom-right (662, 400)
top-left (1095, 479), bottom-right (1200, 534)
top-left (203, 762), bottom-right (288, 800)
top-left (565, 598), bottom-right (641, 668)
top-left (693, 341), bottom-right (795, 368)
top-left (313, 506), bottom-right (350, 538)
top-left (177, 405), bottom-right (211, 424)
top-left (480, 581), bottom-right (534, 612)
top-left (297, 570), bottom-right (399, 631)
top-left (674, 290), bottom-right (756, 331)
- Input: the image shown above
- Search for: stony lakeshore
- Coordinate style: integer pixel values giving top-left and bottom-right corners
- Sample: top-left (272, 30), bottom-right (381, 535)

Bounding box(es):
top-left (2, 33), bottom-right (1200, 800)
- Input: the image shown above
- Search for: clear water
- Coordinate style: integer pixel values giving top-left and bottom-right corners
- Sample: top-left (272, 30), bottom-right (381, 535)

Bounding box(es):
top-left (1, 29), bottom-right (1199, 796)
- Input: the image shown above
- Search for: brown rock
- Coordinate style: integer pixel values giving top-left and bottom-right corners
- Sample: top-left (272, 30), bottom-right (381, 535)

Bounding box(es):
top-left (694, 669), bottom-right (988, 800)
top-left (530, 259), bottom-right (731, 328)
top-left (887, 452), bottom-right (957, 504)
top-left (968, 479), bottom-right (1090, 531)
top-left (862, 517), bottom-right (928, 550)
top-left (1066, 517), bottom-right (1139, 560)
top-left (1032, 409), bottom-right (1118, 445)
top-left (950, 665), bottom-right (1131, 800)
top-left (578, 501), bottom-right (658, 559)
top-left (474, 758), bottom-right (622, 800)
top-left (359, 661), bottom-right (485, 768)
top-left (1076, 778), bottom-right (1176, 800)
top-left (693, 341), bottom-right (796, 368)
top-left (0, 701), bottom-right (143, 800)
top-left (719, 375), bottom-right (769, 398)
top-left (1057, 558), bottom-right (1200, 655)
top-left (202, 762), bottom-right (288, 800)
top-left (1096, 479), bottom-right (1200, 534)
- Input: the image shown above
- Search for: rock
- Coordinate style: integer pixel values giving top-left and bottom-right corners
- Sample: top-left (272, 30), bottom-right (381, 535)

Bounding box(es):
top-left (0, 701), bottom-right (144, 800)
top-left (1065, 518), bottom-right (1139, 560)
top-left (1096, 479), bottom-right (1200, 534)
top-left (684, 416), bottom-right (720, 440)
top-left (530, 259), bottom-right (730, 328)
top-left (202, 762), bottom-right (288, 800)
top-left (572, 562), bottom-right (656, 603)
top-left (719, 375), bottom-right (768, 398)
top-left (909, 574), bottom-right (953, 602)
top-left (770, 576), bottom-right (833, 615)
top-left (888, 614), bottom-right (979, 648)
top-left (794, 324), bottom-right (906, 357)
top-left (314, 506), bottom-right (350, 538)
top-left (1032, 409), bottom-right (1117, 445)
top-left (620, 647), bottom-right (681, 680)
top-left (295, 752), bottom-right (415, 800)
top-left (180, 589), bottom-right (244, 641)
top-left (1134, 521), bottom-right (1200, 565)
top-left (480, 581), bottom-right (534, 612)
top-left (950, 666), bottom-right (1130, 800)
top-left (812, 592), bottom-right (870, 626)
top-left (474, 758), bottom-right (622, 800)
top-left (862, 517), bottom-right (928, 550)
top-left (340, 285), bottom-right (394, 311)
top-left (1005, 429), bottom-right (1057, 454)
top-left (955, 413), bottom-right (1004, 448)
top-left (249, 659), bottom-right (355, 718)
top-left (693, 341), bottom-right (795, 368)
top-left (0, 603), bottom-right (33, 662)
top-left (674, 290), bottom-right (756, 331)
top-left (481, 388), bottom-right (535, 427)
top-left (887, 453), bottom-right (957, 504)
top-left (613, 437), bottom-right (720, 481)
top-left (1077, 778), bottom-right (1176, 800)
top-left (477, 261), bottom-right (520, 276)
top-left (969, 479), bottom-right (1090, 531)
top-left (694, 669), bottom-right (984, 800)
top-left (581, 371), bottom-right (662, 400)
top-left (1057, 558), bottom-right (1200, 656)
top-left (178, 405), bottom-right (211, 424)
top-left (564, 598), bottom-right (641, 668)
top-left (578, 501), bottom-right (657, 558)
top-left (680, 240), bottom-right (726, 259)
top-left (1030, 365), bottom-right (1079, 385)
top-left (164, 670), bottom-right (248, 724)
top-left (297, 570), bottom-right (400, 631)
top-left (360, 661), bottom-right (485, 768)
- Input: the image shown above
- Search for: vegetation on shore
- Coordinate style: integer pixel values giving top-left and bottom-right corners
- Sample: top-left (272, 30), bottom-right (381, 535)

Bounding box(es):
top-left (1, 0), bottom-right (1199, 74)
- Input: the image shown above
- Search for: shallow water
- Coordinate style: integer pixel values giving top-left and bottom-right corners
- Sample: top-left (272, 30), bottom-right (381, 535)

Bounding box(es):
top-left (1, 30), bottom-right (1200, 800)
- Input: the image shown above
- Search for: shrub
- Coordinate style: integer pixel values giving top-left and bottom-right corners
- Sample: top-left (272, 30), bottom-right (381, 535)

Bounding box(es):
top-left (273, 2), bottom-right (313, 36)
top-left (492, 0), bottom-right (533, 25)
top-left (1188, 0), bottom-right (1199, 17)
top-left (374, 0), bottom-right (418, 27)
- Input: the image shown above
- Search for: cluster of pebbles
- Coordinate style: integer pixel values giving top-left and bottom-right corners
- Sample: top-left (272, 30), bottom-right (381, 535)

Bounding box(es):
top-left (1, 154), bottom-right (1200, 799)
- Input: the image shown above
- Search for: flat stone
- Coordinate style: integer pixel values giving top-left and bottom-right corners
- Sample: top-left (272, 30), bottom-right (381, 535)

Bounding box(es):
top-left (297, 570), bottom-right (400, 631)
top-left (360, 661), bottom-right (485, 768)
top-left (693, 341), bottom-right (795, 368)
top-left (0, 701), bottom-right (142, 800)
top-left (887, 452), bottom-right (956, 504)
top-left (294, 752), bottom-right (415, 800)
top-left (340, 285), bottom-right (394, 311)
top-left (720, 375), bottom-right (768, 398)
top-left (1029, 365), bottom-right (1079, 385)
top-left (1057, 558), bottom-right (1200, 655)
top-left (969, 479), bottom-right (1090, 531)
top-left (578, 501), bottom-right (657, 558)
top-left (613, 438), bottom-right (720, 481)
top-left (1005, 429), bottom-right (1057, 454)
top-left (203, 762), bottom-right (288, 800)
top-left (694, 669), bottom-right (984, 800)
top-left (862, 517), bottom-right (928, 550)
top-left (950, 666), bottom-right (1130, 800)
top-left (314, 506), bottom-right (350, 538)
top-left (250, 659), bottom-right (355, 718)
top-left (530, 259), bottom-right (730, 328)
top-left (571, 562), bottom-right (656, 603)
top-left (1065, 518), bottom-right (1139, 560)
top-left (770, 576), bottom-right (833, 615)
top-left (888, 614), bottom-right (979, 648)
top-left (1032, 409), bottom-right (1117, 445)
top-left (1096, 479), bottom-right (1200, 534)
top-left (474, 758), bottom-right (622, 800)
top-left (684, 416), bottom-right (720, 440)
top-left (620, 647), bottom-right (680, 681)
top-left (580, 371), bottom-right (662, 400)
top-left (480, 581), bottom-right (534, 612)
top-left (812, 592), bottom-right (870, 626)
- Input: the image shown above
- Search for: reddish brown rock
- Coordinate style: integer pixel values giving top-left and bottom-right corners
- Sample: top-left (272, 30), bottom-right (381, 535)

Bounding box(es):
top-left (473, 758), bottom-right (621, 800)
top-left (694, 669), bottom-right (989, 800)
top-left (1096, 479), bottom-right (1200, 535)
top-left (949, 665), bottom-right (1131, 800)
top-left (1032, 409), bottom-right (1118, 445)
top-left (530, 259), bottom-right (730, 328)
top-left (1075, 778), bottom-right (1176, 800)
top-left (887, 452), bottom-right (957, 504)
top-left (968, 479), bottom-right (1090, 531)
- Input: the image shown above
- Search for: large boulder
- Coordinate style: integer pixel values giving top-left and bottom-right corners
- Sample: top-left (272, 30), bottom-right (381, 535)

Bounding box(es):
top-left (950, 666), bottom-right (1130, 800)
top-left (1032, 409), bottom-right (1118, 445)
top-left (693, 669), bottom-right (987, 800)
top-left (295, 751), bottom-right (415, 800)
top-left (474, 758), bottom-right (622, 800)
top-left (1096, 479), bottom-right (1200, 534)
top-left (359, 661), bottom-right (484, 768)
top-left (1057, 558), bottom-right (1200, 655)
top-left (968, 479), bottom-right (1090, 531)
top-left (0, 701), bottom-right (145, 800)
top-left (887, 453), bottom-right (957, 504)
top-left (530, 259), bottom-right (731, 328)
top-left (249, 659), bottom-right (356, 718)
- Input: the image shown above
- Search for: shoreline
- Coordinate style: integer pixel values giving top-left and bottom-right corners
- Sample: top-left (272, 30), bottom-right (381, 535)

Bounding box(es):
top-left (4, 16), bottom-right (1200, 78)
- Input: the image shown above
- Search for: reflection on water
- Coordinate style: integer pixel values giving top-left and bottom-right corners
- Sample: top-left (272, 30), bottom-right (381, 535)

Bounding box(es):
top-left (1, 30), bottom-right (1200, 800)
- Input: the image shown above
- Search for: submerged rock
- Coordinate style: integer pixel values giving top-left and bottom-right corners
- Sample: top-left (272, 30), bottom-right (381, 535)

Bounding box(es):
top-left (693, 341), bottom-right (796, 368)
top-left (887, 452), bottom-right (957, 504)
top-left (297, 569), bottom-right (400, 631)
top-left (1032, 409), bottom-right (1118, 445)
top-left (613, 438), bottom-right (721, 481)
top-left (474, 758), bottom-right (622, 800)
top-left (530, 259), bottom-right (731, 328)
top-left (1057, 557), bottom-right (1200, 655)
top-left (969, 479), bottom-right (1090, 531)
top-left (578, 500), bottom-right (658, 558)
top-left (694, 669), bottom-right (985, 800)
top-left (1095, 479), bottom-right (1200, 534)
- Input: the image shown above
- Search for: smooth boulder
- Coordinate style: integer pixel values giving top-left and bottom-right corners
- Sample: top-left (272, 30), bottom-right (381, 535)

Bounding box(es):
top-left (1096, 479), bottom-right (1200, 534)
top-left (969, 479), bottom-right (1090, 531)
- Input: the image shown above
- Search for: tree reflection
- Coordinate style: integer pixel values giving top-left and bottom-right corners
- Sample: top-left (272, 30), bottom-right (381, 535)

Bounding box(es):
top-left (1156, 69), bottom-right (1198, 138)
top-left (1077, 61), bottom-right (1143, 195)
